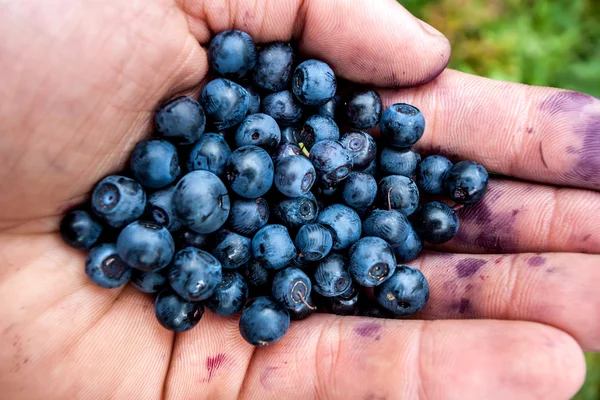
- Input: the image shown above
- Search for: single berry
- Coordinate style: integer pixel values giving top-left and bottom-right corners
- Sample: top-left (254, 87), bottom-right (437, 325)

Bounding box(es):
top-left (85, 243), bottom-right (131, 289)
top-left (168, 247), bottom-right (223, 302)
top-left (375, 265), bottom-right (429, 316)
top-left (212, 229), bottom-right (252, 269)
top-left (206, 271), bottom-right (249, 316)
top-left (252, 224), bottom-right (297, 270)
top-left (235, 113), bottom-right (281, 151)
top-left (274, 155), bottom-right (316, 198)
top-left (443, 161), bottom-right (489, 204)
top-left (410, 201), bottom-right (459, 244)
top-left (155, 289), bottom-right (205, 332)
top-left (208, 30), bottom-right (257, 79)
top-left (130, 139), bottom-right (180, 189)
top-left (339, 131), bottom-right (377, 169)
top-left (186, 133), bottom-right (232, 178)
top-left (313, 253), bottom-right (351, 297)
top-left (261, 90), bottom-right (303, 127)
top-left (416, 155), bottom-right (453, 195)
top-left (379, 147), bottom-right (421, 178)
top-left (91, 175), bottom-right (146, 228)
top-left (309, 140), bottom-right (353, 187)
top-left (316, 204), bottom-right (362, 250)
top-left (60, 210), bottom-right (103, 250)
top-left (380, 103), bottom-right (425, 148)
top-left (116, 221), bottom-right (175, 272)
top-left (343, 89), bottom-right (382, 129)
top-left (341, 172), bottom-right (377, 211)
top-left (154, 96), bottom-right (206, 145)
top-left (295, 223), bottom-right (333, 262)
top-left (239, 296), bottom-right (290, 346)
top-left (292, 60), bottom-right (337, 106)
top-left (252, 42), bottom-right (295, 92)
top-left (273, 192), bottom-right (319, 229)
top-left (393, 224), bottom-right (423, 263)
top-left (378, 175), bottom-right (420, 216)
top-left (147, 186), bottom-right (183, 232)
top-left (297, 114), bottom-right (340, 150)
top-left (131, 269), bottom-right (168, 294)
top-left (226, 146), bottom-right (274, 198)
top-left (348, 236), bottom-right (396, 287)
top-left (227, 197), bottom-right (270, 236)
top-left (200, 78), bottom-right (249, 130)
top-left (272, 267), bottom-right (313, 311)
top-left (362, 209), bottom-right (410, 247)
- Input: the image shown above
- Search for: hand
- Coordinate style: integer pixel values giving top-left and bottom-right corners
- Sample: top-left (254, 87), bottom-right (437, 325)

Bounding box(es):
top-left (0, 0), bottom-right (597, 399)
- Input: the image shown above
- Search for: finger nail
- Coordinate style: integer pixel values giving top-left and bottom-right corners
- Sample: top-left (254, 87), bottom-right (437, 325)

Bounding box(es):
top-left (418, 20), bottom-right (445, 37)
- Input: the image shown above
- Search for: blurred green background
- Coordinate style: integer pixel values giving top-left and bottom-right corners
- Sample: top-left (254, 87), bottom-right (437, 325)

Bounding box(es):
top-left (399, 0), bottom-right (600, 398)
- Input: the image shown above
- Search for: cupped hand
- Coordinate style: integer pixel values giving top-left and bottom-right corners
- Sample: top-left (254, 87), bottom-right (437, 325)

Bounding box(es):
top-left (0, 0), bottom-right (597, 399)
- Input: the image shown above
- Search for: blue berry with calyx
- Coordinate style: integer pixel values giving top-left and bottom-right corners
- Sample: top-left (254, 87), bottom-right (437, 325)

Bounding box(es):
top-left (362, 209), bottom-right (410, 247)
top-left (174, 228), bottom-right (211, 251)
top-left (380, 103), bottom-right (425, 148)
top-left (272, 143), bottom-right (301, 165)
top-left (242, 259), bottom-right (274, 293)
top-left (280, 126), bottom-right (300, 145)
top-left (186, 133), bottom-right (232, 178)
top-left (154, 96), bottom-right (205, 145)
top-left (443, 160), bottom-right (489, 204)
top-left (410, 201), bottom-right (459, 244)
top-left (321, 283), bottom-right (359, 316)
top-left (379, 147), bottom-right (421, 178)
top-left (244, 84), bottom-right (261, 114)
top-left (375, 265), bottom-right (429, 316)
top-left (261, 90), bottom-right (303, 127)
top-left (172, 170), bottom-right (230, 234)
top-left (313, 253), bottom-right (351, 297)
top-left (131, 269), bottom-right (168, 294)
top-left (235, 113), bottom-right (281, 151)
top-left (339, 131), bottom-right (377, 170)
top-left (316, 204), bottom-right (362, 251)
top-left (393, 224), bottom-right (423, 263)
top-left (272, 267), bottom-right (313, 311)
top-left (297, 114), bottom-right (339, 150)
top-left (130, 139), bottom-right (180, 189)
top-left (116, 221), bottom-right (175, 272)
top-left (168, 247), bottom-right (223, 302)
top-left (91, 175), bottom-right (146, 228)
top-left (273, 192), bottom-right (319, 229)
top-left (416, 155), bottom-right (453, 195)
top-left (239, 296), bottom-right (290, 347)
top-left (200, 78), bottom-right (249, 130)
top-left (227, 197), bottom-right (269, 236)
top-left (226, 145), bottom-right (274, 199)
top-left (60, 210), bottom-right (103, 250)
top-left (252, 224), bottom-right (297, 270)
top-left (292, 59), bottom-right (336, 106)
top-left (341, 172), bottom-right (377, 212)
top-left (295, 223), bottom-right (333, 262)
top-left (317, 95), bottom-right (339, 120)
top-left (155, 289), bottom-right (205, 332)
top-left (85, 243), bottom-right (131, 289)
top-left (147, 186), bottom-right (182, 232)
top-left (206, 270), bottom-right (249, 317)
top-left (212, 229), bottom-right (252, 269)
top-left (252, 42), bottom-right (295, 92)
top-left (309, 140), bottom-right (353, 187)
top-left (208, 30), bottom-right (256, 79)
top-left (378, 175), bottom-right (420, 216)
top-left (343, 88), bottom-right (382, 129)
top-left (274, 155), bottom-right (316, 198)
top-left (289, 293), bottom-right (316, 320)
top-left (348, 236), bottom-right (396, 287)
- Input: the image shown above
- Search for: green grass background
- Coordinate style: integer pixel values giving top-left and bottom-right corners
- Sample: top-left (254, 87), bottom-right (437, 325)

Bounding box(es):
top-left (399, 0), bottom-right (600, 398)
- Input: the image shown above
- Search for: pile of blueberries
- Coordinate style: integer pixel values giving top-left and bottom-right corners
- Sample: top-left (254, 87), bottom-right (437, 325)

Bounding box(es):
top-left (60, 30), bottom-right (489, 347)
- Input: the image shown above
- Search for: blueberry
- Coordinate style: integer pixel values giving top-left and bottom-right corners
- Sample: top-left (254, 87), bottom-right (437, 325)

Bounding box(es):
top-left (292, 60), bottom-right (336, 106)
top-left (200, 78), bottom-right (249, 130)
top-left (378, 175), bottom-right (420, 216)
top-left (186, 133), bottom-right (232, 178)
top-left (339, 131), bottom-right (377, 169)
top-left (416, 155), bottom-right (453, 195)
top-left (131, 269), bottom-right (168, 294)
top-left (443, 161), bottom-right (489, 204)
top-left (130, 139), bottom-right (180, 189)
top-left (295, 223), bottom-right (333, 262)
top-left (239, 296), bottom-right (290, 346)
top-left (273, 192), bottom-right (319, 229)
top-left (91, 175), bottom-right (146, 228)
top-left (316, 204), bottom-right (362, 250)
top-left (393, 224), bottom-right (423, 263)
top-left (309, 140), bottom-right (353, 186)
top-left (272, 267), bottom-right (313, 312)
top-left (168, 247), bottom-right (222, 301)
top-left (227, 197), bottom-right (269, 236)
top-left (380, 103), bottom-right (425, 148)
top-left (212, 229), bottom-right (252, 269)
top-left (361, 159), bottom-right (378, 177)
top-left (147, 186), bottom-right (182, 231)
top-left (252, 224), bottom-right (297, 270)
top-left (244, 84), bottom-right (261, 114)
top-left (60, 210), bottom-right (103, 250)
top-left (235, 113), bottom-right (281, 151)
top-left (375, 265), bottom-right (429, 316)
top-left (261, 90), bottom-right (303, 127)
top-left (272, 143), bottom-right (301, 165)
top-left (206, 270), bottom-right (249, 316)
top-left (288, 293), bottom-right (316, 320)
top-left (343, 89), bottom-right (382, 129)
top-left (379, 147), bottom-right (421, 178)
top-left (116, 221), bottom-right (175, 272)
top-left (155, 289), bottom-right (205, 332)
top-left (252, 42), bottom-right (295, 92)
top-left (321, 283), bottom-right (359, 316)
top-left (280, 126), bottom-right (300, 144)
top-left (226, 146), bottom-right (274, 198)
top-left (341, 172), bottom-right (377, 211)
top-left (154, 96), bottom-right (206, 145)
top-left (274, 155), bottom-right (316, 198)
top-left (208, 30), bottom-right (256, 79)
top-left (410, 201), bottom-right (459, 244)
top-left (173, 170), bottom-right (230, 234)
top-left (313, 253), bottom-right (351, 297)
top-left (174, 228), bottom-right (211, 250)
top-left (85, 243), bottom-right (131, 289)
top-left (297, 115), bottom-right (339, 150)
top-left (363, 210), bottom-right (410, 247)
top-left (348, 236), bottom-right (396, 287)
top-left (242, 259), bottom-right (274, 293)
top-left (316, 95), bottom-right (339, 120)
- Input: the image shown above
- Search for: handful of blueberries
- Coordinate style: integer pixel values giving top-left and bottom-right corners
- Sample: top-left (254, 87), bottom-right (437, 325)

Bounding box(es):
top-left (60, 30), bottom-right (489, 347)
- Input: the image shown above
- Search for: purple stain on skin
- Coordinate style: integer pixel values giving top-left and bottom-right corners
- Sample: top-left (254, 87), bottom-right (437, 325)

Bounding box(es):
top-left (455, 258), bottom-right (487, 278)
top-left (354, 322), bottom-right (382, 340)
top-left (205, 353), bottom-right (227, 382)
top-left (260, 366), bottom-right (279, 389)
top-left (527, 127), bottom-right (534, 134)
top-left (528, 255), bottom-right (546, 267)
top-left (457, 298), bottom-right (470, 314)
top-left (583, 234), bottom-right (592, 241)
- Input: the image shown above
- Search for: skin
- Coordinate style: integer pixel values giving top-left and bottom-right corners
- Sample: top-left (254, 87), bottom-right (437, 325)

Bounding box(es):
top-left (0, 0), bottom-right (598, 399)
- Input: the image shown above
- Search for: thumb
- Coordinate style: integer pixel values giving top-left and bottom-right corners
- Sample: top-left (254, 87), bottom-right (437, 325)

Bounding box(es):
top-left (184, 0), bottom-right (451, 87)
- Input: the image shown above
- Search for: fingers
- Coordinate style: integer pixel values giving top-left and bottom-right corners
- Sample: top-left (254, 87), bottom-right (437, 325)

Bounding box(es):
top-left (379, 69), bottom-right (600, 190)
top-left (434, 178), bottom-right (600, 255)
top-left (239, 316), bottom-right (584, 400)
top-left (183, 0), bottom-right (451, 87)
top-left (413, 251), bottom-right (600, 351)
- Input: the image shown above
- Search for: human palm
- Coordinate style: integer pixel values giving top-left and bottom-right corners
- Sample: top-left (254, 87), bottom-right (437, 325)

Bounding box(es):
top-left (1, 0), bottom-right (598, 398)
